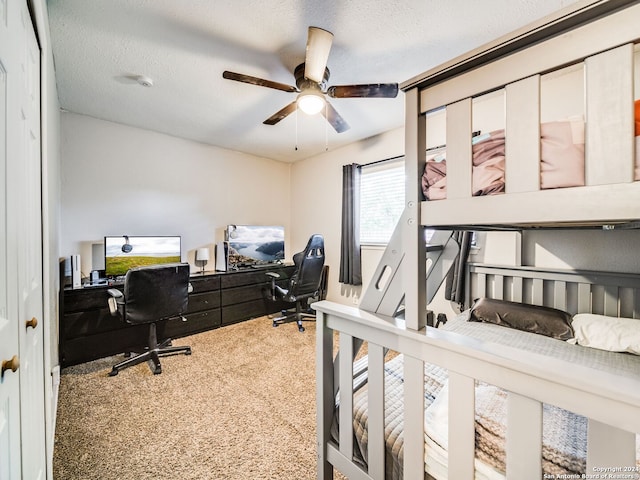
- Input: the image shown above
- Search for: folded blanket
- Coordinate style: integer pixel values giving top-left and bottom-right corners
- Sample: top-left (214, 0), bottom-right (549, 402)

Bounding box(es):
top-left (636, 99), bottom-right (640, 180)
top-left (472, 130), bottom-right (505, 196)
top-left (421, 156), bottom-right (447, 200)
top-left (422, 130), bottom-right (506, 200)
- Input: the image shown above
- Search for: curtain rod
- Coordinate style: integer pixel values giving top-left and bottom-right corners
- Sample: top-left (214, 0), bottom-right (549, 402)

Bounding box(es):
top-left (358, 154), bottom-right (404, 169)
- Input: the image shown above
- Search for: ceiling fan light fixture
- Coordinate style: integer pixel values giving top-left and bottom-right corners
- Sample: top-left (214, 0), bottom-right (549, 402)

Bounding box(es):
top-left (297, 90), bottom-right (325, 115)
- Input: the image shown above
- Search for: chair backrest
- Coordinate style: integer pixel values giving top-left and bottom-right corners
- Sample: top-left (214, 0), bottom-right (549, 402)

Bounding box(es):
top-left (123, 263), bottom-right (190, 324)
top-left (288, 234), bottom-right (325, 299)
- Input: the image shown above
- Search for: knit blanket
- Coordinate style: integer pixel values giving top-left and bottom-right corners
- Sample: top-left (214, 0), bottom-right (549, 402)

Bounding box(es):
top-left (351, 355), bottom-right (593, 479)
top-left (346, 316), bottom-right (640, 480)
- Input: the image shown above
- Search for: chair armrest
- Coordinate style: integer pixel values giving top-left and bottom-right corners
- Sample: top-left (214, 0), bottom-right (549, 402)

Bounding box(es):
top-left (107, 288), bottom-right (124, 316)
top-left (265, 272), bottom-right (281, 301)
top-left (107, 288), bottom-right (123, 299)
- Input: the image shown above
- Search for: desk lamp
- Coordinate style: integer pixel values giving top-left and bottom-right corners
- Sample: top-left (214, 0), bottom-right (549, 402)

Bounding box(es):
top-left (195, 248), bottom-right (210, 274)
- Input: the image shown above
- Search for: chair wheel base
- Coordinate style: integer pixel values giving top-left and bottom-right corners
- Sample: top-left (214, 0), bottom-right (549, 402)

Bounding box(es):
top-left (271, 312), bottom-right (313, 332)
top-left (108, 339), bottom-right (191, 377)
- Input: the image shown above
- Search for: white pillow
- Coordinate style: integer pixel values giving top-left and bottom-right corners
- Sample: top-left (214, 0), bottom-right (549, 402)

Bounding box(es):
top-left (568, 313), bottom-right (640, 355)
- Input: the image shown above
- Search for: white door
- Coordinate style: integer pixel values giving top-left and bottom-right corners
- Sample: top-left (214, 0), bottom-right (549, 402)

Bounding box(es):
top-left (15, 3), bottom-right (46, 479)
top-left (0, 1), bottom-right (46, 479)
top-left (0, 0), bottom-right (24, 478)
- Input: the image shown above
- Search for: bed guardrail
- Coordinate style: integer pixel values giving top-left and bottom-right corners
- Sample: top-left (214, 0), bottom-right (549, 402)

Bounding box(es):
top-left (316, 264), bottom-right (640, 480)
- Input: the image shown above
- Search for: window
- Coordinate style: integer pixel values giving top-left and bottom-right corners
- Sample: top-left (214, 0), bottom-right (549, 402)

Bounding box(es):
top-left (359, 157), bottom-right (439, 246)
top-left (359, 159), bottom-right (405, 244)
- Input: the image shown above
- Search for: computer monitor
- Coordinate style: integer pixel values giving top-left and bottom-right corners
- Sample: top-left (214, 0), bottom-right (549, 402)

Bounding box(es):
top-left (226, 225), bottom-right (284, 268)
top-left (104, 235), bottom-right (181, 277)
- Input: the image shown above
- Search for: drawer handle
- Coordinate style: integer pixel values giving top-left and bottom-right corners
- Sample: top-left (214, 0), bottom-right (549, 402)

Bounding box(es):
top-left (2, 355), bottom-right (20, 376)
top-left (26, 317), bottom-right (38, 329)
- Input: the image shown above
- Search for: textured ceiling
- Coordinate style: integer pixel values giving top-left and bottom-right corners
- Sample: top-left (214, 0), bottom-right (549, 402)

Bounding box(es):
top-left (48, 0), bottom-right (580, 162)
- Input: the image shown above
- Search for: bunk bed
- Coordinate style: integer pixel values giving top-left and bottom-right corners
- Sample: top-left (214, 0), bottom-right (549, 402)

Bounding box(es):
top-left (315, 1), bottom-right (640, 479)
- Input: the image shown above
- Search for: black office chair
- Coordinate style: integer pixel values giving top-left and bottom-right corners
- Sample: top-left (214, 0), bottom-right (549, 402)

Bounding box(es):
top-left (266, 234), bottom-right (325, 332)
top-left (106, 263), bottom-right (192, 376)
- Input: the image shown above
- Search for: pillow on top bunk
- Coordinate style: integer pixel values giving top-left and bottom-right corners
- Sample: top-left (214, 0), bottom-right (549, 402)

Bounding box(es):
top-left (469, 297), bottom-right (574, 340)
top-left (568, 313), bottom-right (640, 355)
top-left (540, 117), bottom-right (585, 189)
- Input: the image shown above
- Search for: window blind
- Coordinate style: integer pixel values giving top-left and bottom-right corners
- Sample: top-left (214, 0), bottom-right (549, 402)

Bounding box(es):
top-left (360, 160), bottom-right (405, 244)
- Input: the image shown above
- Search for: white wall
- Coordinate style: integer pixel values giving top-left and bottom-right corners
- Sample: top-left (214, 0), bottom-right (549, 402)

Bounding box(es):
top-left (60, 113), bottom-right (291, 277)
top-left (290, 127), bottom-right (405, 304)
top-left (61, 112), bottom-right (640, 314)
top-left (523, 229), bottom-right (640, 272)
top-left (60, 114), bottom-right (406, 307)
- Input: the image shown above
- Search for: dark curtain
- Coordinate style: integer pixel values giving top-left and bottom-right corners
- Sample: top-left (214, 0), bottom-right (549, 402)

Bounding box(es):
top-left (444, 231), bottom-right (473, 308)
top-left (339, 163), bottom-right (362, 285)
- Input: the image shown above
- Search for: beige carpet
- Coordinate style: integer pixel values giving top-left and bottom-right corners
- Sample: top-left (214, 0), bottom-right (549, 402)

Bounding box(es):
top-left (54, 316), bottom-right (344, 480)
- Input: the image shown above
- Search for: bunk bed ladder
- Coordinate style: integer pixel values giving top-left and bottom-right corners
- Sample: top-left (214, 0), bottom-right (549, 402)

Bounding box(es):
top-left (359, 208), bottom-right (460, 318)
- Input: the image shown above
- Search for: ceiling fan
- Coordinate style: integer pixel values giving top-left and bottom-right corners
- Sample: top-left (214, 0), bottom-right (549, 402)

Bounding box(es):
top-left (222, 26), bottom-right (399, 133)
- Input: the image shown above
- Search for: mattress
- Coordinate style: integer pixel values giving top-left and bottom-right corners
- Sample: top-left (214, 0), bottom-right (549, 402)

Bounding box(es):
top-left (343, 313), bottom-right (640, 480)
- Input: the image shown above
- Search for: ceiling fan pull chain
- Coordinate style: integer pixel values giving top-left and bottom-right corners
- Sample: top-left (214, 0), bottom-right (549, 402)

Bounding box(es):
top-left (295, 108), bottom-right (298, 151)
top-left (325, 102), bottom-right (329, 151)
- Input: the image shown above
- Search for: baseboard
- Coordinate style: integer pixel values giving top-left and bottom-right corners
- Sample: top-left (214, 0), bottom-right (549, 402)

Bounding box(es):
top-left (51, 365), bottom-right (60, 434)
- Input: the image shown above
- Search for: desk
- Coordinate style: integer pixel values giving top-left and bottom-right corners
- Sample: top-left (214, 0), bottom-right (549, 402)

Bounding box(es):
top-left (59, 265), bottom-right (296, 367)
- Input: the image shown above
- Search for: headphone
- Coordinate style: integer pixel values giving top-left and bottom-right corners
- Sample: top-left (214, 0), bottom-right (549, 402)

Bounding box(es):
top-left (121, 235), bottom-right (133, 253)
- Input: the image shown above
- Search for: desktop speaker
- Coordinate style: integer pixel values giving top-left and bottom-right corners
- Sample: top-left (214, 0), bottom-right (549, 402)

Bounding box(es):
top-left (91, 242), bottom-right (105, 271)
top-left (71, 254), bottom-right (82, 289)
top-left (215, 242), bottom-right (228, 272)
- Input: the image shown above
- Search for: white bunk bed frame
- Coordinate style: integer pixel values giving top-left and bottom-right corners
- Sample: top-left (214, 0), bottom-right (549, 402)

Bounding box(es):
top-left (315, 1), bottom-right (640, 479)
top-left (316, 265), bottom-right (640, 479)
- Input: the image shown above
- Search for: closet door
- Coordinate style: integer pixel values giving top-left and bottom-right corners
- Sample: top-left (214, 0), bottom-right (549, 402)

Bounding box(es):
top-left (0, 1), bottom-right (45, 478)
top-left (0, 0), bottom-right (23, 478)
top-left (15, 2), bottom-right (46, 479)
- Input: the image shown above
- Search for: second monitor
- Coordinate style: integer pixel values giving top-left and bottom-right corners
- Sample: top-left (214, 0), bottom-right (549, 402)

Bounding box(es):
top-left (225, 225), bottom-right (284, 269)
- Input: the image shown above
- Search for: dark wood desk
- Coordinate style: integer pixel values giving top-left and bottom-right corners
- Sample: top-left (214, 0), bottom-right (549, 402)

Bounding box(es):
top-left (59, 265), bottom-right (295, 367)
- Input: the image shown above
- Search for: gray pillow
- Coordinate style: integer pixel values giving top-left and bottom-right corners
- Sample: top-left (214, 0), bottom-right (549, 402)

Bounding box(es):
top-left (469, 297), bottom-right (574, 340)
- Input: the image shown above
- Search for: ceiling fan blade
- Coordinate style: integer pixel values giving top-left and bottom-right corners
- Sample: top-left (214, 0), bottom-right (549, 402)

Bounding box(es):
top-left (327, 83), bottom-right (399, 98)
top-left (263, 101), bottom-right (298, 125)
top-left (321, 101), bottom-right (350, 133)
top-left (223, 71), bottom-right (297, 93)
top-left (304, 27), bottom-right (333, 83)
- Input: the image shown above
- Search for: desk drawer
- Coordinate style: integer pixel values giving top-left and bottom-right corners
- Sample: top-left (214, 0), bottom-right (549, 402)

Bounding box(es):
top-left (165, 308), bottom-right (221, 338)
top-left (221, 284), bottom-right (268, 306)
top-left (187, 291), bottom-right (220, 312)
top-left (189, 275), bottom-right (220, 293)
top-left (60, 324), bottom-right (148, 367)
top-left (221, 302), bottom-right (267, 325)
top-left (219, 266), bottom-right (294, 289)
top-left (64, 287), bottom-right (119, 312)
top-left (62, 309), bottom-right (126, 340)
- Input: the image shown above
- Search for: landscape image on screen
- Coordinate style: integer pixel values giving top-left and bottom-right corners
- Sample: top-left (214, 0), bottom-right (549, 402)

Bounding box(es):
top-left (105, 236), bottom-right (181, 277)
top-left (227, 225), bottom-right (284, 268)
